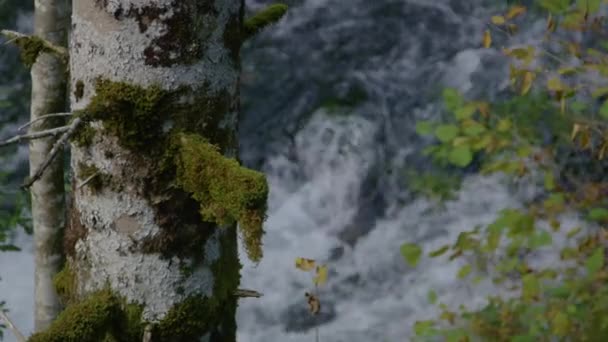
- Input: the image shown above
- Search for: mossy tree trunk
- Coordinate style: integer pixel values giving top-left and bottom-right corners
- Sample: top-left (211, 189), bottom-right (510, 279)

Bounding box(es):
top-left (29, 0), bottom-right (70, 332)
top-left (29, 0), bottom-right (269, 341)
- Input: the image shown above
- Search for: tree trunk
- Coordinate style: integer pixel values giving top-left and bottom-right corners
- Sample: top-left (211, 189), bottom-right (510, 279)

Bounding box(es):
top-left (29, 0), bottom-right (268, 341)
top-left (29, 0), bottom-right (70, 332)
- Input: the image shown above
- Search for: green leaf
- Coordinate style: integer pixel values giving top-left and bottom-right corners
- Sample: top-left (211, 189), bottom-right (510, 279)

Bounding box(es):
top-left (434, 124), bottom-right (459, 142)
top-left (413, 320), bottom-right (436, 336)
top-left (415, 121), bottom-right (434, 135)
top-left (544, 172), bottom-right (555, 191)
top-left (427, 289), bottom-right (437, 304)
top-left (569, 100), bottom-right (588, 113)
top-left (443, 328), bottom-right (469, 342)
top-left (428, 245), bottom-right (450, 258)
top-left (546, 285), bottom-right (571, 299)
top-left (522, 274), bottom-right (540, 301)
top-left (588, 208), bottom-right (608, 221)
top-left (539, 0), bottom-right (571, 13)
top-left (516, 145), bottom-right (532, 158)
top-left (442, 88), bottom-right (463, 112)
top-left (497, 118), bottom-right (512, 132)
top-left (457, 264), bottom-right (472, 279)
top-left (600, 100), bottom-right (608, 119)
top-left (529, 231), bottom-right (552, 249)
top-left (455, 104), bottom-right (477, 120)
top-left (463, 122), bottom-right (486, 137)
top-left (566, 226), bottom-right (582, 238)
top-left (448, 146), bottom-right (473, 167)
top-left (551, 311), bottom-right (569, 337)
top-left (400, 243), bottom-right (422, 267)
top-left (577, 0), bottom-right (601, 14)
top-left (511, 335), bottom-right (536, 342)
top-left (585, 247), bottom-right (604, 275)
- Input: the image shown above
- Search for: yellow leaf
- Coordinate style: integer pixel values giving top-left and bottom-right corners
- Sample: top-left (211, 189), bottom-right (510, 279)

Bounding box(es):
top-left (506, 5), bottom-right (526, 20)
top-left (295, 257), bottom-right (316, 271)
top-left (547, 77), bottom-right (564, 91)
top-left (558, 66), bottom-right (580, 75)
top-left (482, 30), bottom-right (492, 48)
top-left (507, 23), bottom-right (518, 35)
top-left (521, 71), bottom-right (534, 95)
top-left (497, 118), bottom-right (512, 132)
top-left (313, 265), bottom-right (328, 286)
top-left (571, 123), bottom-right (583, 141)
top-left (503, 47), bottom-right (529, 59)
top-left (491, 15), bottom-right (506, 25)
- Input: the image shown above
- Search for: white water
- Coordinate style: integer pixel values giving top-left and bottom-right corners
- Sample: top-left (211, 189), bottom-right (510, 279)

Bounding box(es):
top-left (235, 110), bottom-right (586, 342)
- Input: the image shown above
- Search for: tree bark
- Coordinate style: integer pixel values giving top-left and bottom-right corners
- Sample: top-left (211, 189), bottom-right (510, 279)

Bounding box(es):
top-left (28, 0), bottom-right (268, 341)
top-left (29, 0), bottom-right (70, 332)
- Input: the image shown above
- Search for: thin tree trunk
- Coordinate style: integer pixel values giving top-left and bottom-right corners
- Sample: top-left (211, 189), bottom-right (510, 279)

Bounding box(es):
top-left (27, 0), bottom-right (267, 340)
top-left (29, 0), bottom-right (70, 332)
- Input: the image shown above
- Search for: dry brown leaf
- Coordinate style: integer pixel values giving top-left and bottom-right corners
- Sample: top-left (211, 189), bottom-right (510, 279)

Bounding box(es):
top-left (305, 292), bottom-right (321, 315)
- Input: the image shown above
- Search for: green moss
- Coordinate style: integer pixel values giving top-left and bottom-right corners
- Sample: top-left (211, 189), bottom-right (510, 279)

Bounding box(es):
top-left (70, 120), bottom-right (96, 147)
top-left (75, 80), bottom-right (268, 260)
top-left (172, 133), bottom-right (268, 262)
top-left (115, 301), bottom-right (145, 341)
top-left (53, 263), bottom-right (76, 306)
top-left (43, 230), bottom-right (241, 341)
top-left (243, 3), bottom-right (288, 41)
top-left (74, 80), bottom-right (85, 102)
top-left (28, 290), bottom-right (119, 342)
top-left (13, 35), bottom-right (49, 68)
top-left (153, 227), bottom-right (240, 341)
top-left (82, 79), bottom-right (168, 151)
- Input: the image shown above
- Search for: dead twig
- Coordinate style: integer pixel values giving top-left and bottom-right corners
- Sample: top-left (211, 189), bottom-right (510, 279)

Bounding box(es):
top-left (233, 288), bottom-right (263, 298)
top-left (1, 29), bottom-right (68, 57)
top-left (142, 324), bottom-right (152, 342)
top-left (18, 112), bottom-right (72, 131)
top-left (22, 117), bottom-right (82, 188)
top-left (0, 309), bottom-right (26, 342)
top-left (0, 125), bottom-right (70, 148)
top-left (78, 171), bottom-right (100, 189)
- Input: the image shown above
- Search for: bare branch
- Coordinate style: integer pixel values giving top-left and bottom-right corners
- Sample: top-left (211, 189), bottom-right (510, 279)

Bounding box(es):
top-left (0, 309), bottom-right (27, 342)
top-left (22, 117), bottom-right (82, 189)
top-left (0, 125), bottom-right (70, 148)
top-left (142, 324), bottom-right (152, 342)
top-left (233, 288), bottom-right (263, 298)
top-left (78, 171), bottom-right (100, 189)
top-left (18, 112), bottom-right (72, 131)
top-left (1, 29), bottom-right (68, 57)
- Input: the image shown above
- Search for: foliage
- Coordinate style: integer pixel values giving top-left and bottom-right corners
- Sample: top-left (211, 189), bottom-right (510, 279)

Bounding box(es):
top-left (403, 1), bottom-right (608, 341)
top-left (294, 257), bottom-right (328, 341)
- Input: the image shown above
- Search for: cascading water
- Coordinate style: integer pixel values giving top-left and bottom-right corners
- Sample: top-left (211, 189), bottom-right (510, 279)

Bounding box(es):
top-left (236, 0), bottom-right (586, 341)
top-left (0, 0), bottom-right (592, 341)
